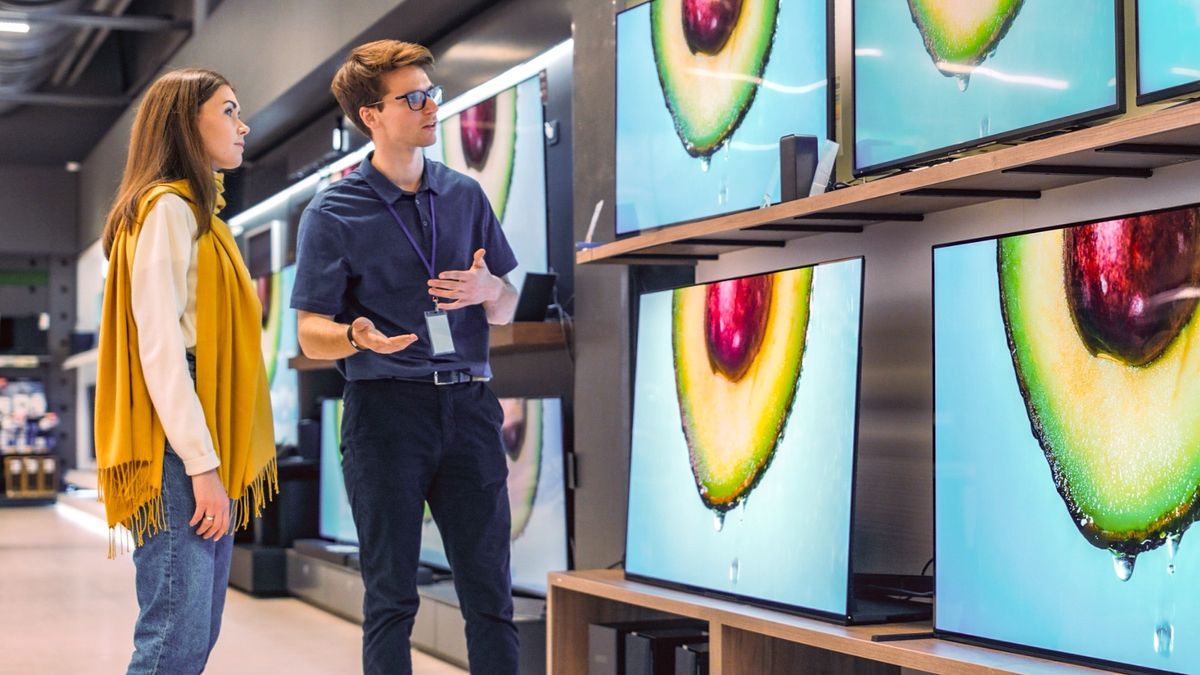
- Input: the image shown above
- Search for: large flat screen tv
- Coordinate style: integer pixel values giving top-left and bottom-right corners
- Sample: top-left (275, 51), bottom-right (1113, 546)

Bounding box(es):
top-left (854, 0), bottom-right (1122, 175)
top-left (426, 74), bottom-right (548, 294)
top-left (1136, 0), bottom-right (1200, 104)
top-left (615, 0), bottom-right (832, 236)
top-left (626, 257), bottom-right (863, 621)
top-left (933, 205), bottom-right (1200, 673)
top-left (420, 397), bottom-right (569, 596)
top-left (321, 397), bottom-right (571, 596)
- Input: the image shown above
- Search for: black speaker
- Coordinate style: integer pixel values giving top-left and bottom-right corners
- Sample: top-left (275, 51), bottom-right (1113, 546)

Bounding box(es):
top-left (674, 642), bottom-right (709, 675)
top-left (588, 619), bottom-right (705, 675)
top-left (780, 134), bottom-right (820, 202)
top-left (625, 626), bottom-right (708, 675)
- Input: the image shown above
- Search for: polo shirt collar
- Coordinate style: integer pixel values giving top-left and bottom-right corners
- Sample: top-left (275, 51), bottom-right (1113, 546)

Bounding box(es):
top-left (360, 151), bottom-right (444, 203)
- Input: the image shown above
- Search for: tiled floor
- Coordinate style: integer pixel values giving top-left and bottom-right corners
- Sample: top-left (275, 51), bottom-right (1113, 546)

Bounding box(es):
top-left (0, 496), bottom-right (467, 675)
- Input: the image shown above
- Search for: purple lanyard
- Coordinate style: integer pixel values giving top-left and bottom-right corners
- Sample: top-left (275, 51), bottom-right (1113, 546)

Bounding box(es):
top-left (371, 185), bottom-right (438, 279)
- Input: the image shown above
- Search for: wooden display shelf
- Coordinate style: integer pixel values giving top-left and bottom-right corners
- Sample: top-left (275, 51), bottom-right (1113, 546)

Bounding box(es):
top-left (548, 569), bottom-right (1111, 675)
top-left (288, 321), bottom-right (570, 371)
top-left (579, 101), bottom-right (1200, 265)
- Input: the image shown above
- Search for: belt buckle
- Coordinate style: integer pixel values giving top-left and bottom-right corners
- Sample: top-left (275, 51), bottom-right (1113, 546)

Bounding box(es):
top-left (433, 370), bottom-right (457, 386)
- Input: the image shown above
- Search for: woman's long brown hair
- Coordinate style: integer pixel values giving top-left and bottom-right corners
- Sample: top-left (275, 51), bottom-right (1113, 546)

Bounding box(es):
top-left (101, 68), bottom-right (232, 258)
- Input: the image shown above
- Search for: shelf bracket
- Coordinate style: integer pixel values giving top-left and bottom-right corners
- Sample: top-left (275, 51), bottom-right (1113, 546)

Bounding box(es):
top-left (610, 253), bottom-right (718, 263)
top-left (1096, 143), bottom-right (1200, 156)
top-left (792, 211), bottom-right (924, 222)
top-left (902, 188), bottom-right (1041, 200)
top-left (1002, 164), bottom-right (1153, 178)
top-left (747, 223), bottom-right (865, 233)
top-left (679, 237), bottom-right (787, 248)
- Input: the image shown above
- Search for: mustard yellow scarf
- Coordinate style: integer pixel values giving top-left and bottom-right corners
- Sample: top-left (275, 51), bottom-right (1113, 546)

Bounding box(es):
top-left (95, 174), bottom-right (278, 555)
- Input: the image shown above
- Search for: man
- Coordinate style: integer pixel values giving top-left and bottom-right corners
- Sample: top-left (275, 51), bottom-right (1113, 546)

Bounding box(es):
top-left (290, 40), bottom-right (520, 675)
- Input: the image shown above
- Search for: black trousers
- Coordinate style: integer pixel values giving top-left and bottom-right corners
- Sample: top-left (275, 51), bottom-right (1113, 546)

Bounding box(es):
top-left (341, 378), bottom-right (518, 675)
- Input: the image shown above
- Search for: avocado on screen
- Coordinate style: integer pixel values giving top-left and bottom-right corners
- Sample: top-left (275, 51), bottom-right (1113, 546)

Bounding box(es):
top-left (907, 0), bottom-right (1024, 86)
top-left (998, 211), bottom-right (1200, 563)
top-left (651, 0), bottom-right (779, 157)
top-left (441, 87), bottom-right (518, 221)
top-left (672, 268), bottom-right (812, 512)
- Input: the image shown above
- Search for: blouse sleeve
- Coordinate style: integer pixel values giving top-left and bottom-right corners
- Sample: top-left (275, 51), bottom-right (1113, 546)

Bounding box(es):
top-left (130, 194), bottom-right (219, 475)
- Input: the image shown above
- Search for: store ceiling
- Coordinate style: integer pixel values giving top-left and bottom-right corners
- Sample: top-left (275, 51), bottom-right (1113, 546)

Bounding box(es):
top-left (0, 0), bottom-right (212, 167)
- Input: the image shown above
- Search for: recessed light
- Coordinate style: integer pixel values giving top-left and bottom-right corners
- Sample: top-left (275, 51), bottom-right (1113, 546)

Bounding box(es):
top-left (65, 161), bottom-right (81, 172)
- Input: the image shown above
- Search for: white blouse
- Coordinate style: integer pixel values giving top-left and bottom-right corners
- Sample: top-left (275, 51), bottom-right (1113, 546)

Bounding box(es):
top-left (129, 194), bottom-right (219, 475)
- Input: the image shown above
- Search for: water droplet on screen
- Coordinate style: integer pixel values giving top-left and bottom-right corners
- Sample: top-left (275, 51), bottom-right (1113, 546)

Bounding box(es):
top-left (699, 156), bottom-right (711, 173)
top-left (729, 558), bottom-right (740, 584)
top-left (713, 512), bottom-right (725, 532)
top-left (956, 75), bottom-right (970, 92)
top-left (1154, 622), bottom-right (1174, 656)
top-left (1112, 553), bottom-right (1136, 581)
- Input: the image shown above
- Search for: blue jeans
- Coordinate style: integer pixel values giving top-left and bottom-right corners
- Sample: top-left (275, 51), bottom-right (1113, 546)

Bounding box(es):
top-left (342, 379), bottom-right (519, 675)
top-left (128, 355), bottom-right (233, 675)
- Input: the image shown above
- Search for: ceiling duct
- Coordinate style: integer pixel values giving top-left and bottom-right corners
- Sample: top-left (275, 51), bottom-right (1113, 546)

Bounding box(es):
top-left (0, 0), bottom-right (84, 115)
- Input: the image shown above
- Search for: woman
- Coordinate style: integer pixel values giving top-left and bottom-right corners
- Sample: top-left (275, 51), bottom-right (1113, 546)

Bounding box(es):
top-left (94, 68), bottom-right (278, 674)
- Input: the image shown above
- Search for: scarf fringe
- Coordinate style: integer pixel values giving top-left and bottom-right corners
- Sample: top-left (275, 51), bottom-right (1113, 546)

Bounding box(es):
top-left (99, 456), bottom-right (279, 559)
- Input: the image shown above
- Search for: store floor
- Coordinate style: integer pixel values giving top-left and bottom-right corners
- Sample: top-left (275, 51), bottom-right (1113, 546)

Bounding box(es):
top-left (0, 495), bottom-right (467, 675)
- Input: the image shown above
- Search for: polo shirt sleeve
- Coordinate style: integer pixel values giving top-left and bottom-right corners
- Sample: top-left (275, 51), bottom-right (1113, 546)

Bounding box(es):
top-left (290, 202), bottom-right (349, 316)
top-left (479, 189), bottom-right (517, 279)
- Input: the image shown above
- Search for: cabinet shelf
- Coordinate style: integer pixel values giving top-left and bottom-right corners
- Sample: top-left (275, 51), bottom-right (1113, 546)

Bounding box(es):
top-left (579, 101), bottom-right (1200, 265)
top-left (288, 321), bottom-right (571, 372)
top-left (549, 569), bottom-right (1109, 674)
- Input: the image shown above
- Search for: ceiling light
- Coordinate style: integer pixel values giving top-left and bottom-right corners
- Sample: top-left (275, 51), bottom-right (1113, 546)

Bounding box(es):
top-left (0, 21), bottom-right (30, 33)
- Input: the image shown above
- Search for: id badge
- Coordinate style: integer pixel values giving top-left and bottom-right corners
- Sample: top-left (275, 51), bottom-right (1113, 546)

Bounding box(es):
top-left (424, 309), bottom-right (457, 356)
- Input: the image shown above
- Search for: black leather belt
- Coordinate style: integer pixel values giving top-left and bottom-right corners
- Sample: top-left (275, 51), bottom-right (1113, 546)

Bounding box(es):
top-left (394, 369), bottom-right (489, 386)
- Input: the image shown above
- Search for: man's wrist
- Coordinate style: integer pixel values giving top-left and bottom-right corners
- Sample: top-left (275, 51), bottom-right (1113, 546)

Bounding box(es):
top-left (347, 323), bottom-right (369, 351)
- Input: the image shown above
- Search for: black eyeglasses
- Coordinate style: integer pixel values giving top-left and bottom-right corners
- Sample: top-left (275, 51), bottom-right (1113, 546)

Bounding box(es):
top-left (370, 85), bottom-right (443, 111)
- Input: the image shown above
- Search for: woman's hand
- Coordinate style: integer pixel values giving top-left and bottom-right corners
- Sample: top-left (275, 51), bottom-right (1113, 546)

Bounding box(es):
top-left (190, 469), bottom-right (231, 540)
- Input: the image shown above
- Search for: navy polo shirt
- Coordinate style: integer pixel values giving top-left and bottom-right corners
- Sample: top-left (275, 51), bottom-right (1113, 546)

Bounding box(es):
top-left (290, 154), bottom-right (517, 380)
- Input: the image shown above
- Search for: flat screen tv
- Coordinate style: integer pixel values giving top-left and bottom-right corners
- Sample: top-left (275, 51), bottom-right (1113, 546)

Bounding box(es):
top-left (256, 264), bottom-right (299, 448)
top-left (933, 204), bottom-right (1200, 673)
top-left (615, 0), bottom-right (832, 236)
top-left (420, 397), bottom-right (569, 596)
top-left (1136, 0), bottom-right (1200, 104)
top-left (625, 257), bottom-right (865, 621)
top-left (426, 74), bottom-right (548, 295)
top-left (319, 398), bottom-right (357, 544)
top-left (854, 0), bottom-right (1122, 175)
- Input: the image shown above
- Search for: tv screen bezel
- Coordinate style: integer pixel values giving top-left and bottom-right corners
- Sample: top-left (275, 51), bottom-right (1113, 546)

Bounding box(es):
top-left (852, 0), bottom-right (1127, 177)
top-left (623, 255), bottom-right (867, 624)
top-left (1133, 0), bottom-right (1200, 106)
top-left (930, 201), bottom-right (1200, 675)
top-left (613, 0), bottom-right (837, 239)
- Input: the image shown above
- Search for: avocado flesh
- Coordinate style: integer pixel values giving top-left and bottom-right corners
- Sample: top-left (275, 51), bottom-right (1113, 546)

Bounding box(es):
top-left (441, 87), bottom-right (518, 220)
top-left (651, 0), bottom-right (779, 157)
top-left (505, 399), bottom-right (543, 540)
top-left (908, 0), bottom-right (1024, 80)
top-left (673, 267), bottom-right (811, 511)
top-left (999, 231), bottom-right (1200, 555)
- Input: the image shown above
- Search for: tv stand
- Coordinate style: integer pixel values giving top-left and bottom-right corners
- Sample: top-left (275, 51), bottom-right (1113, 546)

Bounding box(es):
top-left (549, 570), bottom-right (1112, 674)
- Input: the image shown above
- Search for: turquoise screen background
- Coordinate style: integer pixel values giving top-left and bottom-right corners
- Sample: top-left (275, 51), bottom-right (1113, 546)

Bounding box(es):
top-left (1138, 0), bottom-right (1200, 98)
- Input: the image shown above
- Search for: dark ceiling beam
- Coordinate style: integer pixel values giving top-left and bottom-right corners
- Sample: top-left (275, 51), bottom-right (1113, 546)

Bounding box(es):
top-left (0, 10), bottom-right (190, 32)
top-left (0, 91), bottom-right (130, 107)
